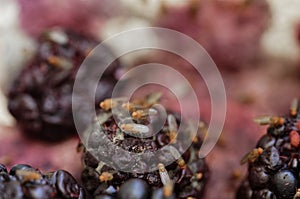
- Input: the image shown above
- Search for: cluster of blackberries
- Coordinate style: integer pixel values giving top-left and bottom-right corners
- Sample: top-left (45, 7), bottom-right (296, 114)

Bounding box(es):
top-left (6, 28), bottom-right (210, 199)
top-left (81, 95), bottom-right (209, 199)
top-left (237, 99), bottom-right (300, 199)
top-left (10, 26), bottom-right (300, 199)
top-left (8, 28), bottom-right (120, 141)
top-left (0, 164), bottom-right (85, 199)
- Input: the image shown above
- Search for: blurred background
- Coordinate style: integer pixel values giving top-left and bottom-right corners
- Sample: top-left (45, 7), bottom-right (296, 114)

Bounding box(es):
top-left (0, 0), bottom-right (300, 198)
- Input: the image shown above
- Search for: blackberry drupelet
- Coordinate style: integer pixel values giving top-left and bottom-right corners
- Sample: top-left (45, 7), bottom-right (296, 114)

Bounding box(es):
top-left (0, 163), bottom-right (86, 199)
top-left (8, 28), bottom-right (120, 141)
top-left (80, 94), bottom-right (209, 199)
top-left (237, 99), bottom-right (300, 199)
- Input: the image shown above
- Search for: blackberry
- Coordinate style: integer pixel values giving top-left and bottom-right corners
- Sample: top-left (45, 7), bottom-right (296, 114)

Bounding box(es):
top-left (0, 163), bottom-right (86, 199)
top-left (8, 28), bottom-right (120, 141)
top-left (80, 94), bottom-right (209, 199)
top-left (237, 99), bottom-right (300, 199)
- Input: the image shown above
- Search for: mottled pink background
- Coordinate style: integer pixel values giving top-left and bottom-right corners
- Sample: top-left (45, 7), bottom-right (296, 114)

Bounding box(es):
top-left (1, 1), bottom-right (300, 199)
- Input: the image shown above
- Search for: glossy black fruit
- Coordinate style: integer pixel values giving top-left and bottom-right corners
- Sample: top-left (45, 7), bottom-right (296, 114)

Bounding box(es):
top-left (80, 94), bottom-right (209, 199)
top-left (8, 28), bottom-right (120, 141)
top-left (237, 100), bottom-right (300, 199)
top-left (0, 163), bottom-right (86, 199)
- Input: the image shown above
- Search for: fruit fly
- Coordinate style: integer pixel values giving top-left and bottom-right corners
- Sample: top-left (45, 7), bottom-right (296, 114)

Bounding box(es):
top-left (99, 171), bottom-right (114, 182)
top-left (47, 55), bottom-right (72, 70)
top-left (168, 146), bottom-right (185, 168)
top-left (168, 146), bottom-right (190, 183)
top-left (121, 102), bottom-right (144, 112)
top-left (253, 116), bottom-right (285, 126)
top-left (131, 108), bottom-right (158, 120)
top-left (157, 163), bottom-right (174, 198)
top-left (167, 114), bottom-right (178, 143)
top-left (16, 170), bottom-right (42, 182)
top-left (134, 92), bottom-right (162, 107)
top-left (240, 147), bottom-right (264, 165)
top-left (290, 98), bottom-right (299, 117)
top-left (144, 92), bottom-right (162, 107)
top-left (184, 120), bottom-right (203, 145)
top-left (158, 163), bottom-right (172, 185)
top-left (120, 123), bottom-right (149, 136)
top-left (100, 98), bottom-right (127, 111)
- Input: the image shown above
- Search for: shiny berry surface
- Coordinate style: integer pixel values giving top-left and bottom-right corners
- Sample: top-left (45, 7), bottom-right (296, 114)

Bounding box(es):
top-left (81, 95), bottom-right (209, 199)
top-left (0, 163), bottom-right (86, 199)
top-left (237, 102), bottom-right (300, 199)
top-left (8, 28), bottom-right (120, 141)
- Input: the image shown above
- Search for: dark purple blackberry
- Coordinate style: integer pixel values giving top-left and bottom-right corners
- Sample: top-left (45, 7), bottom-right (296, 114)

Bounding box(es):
top-left (0, 163), bottom-right (86, 199)
top-left (80, 94), bottom-right (209, 199)
top-left (8, 28), bottom-right (120, 141)
top-left (237, 99), bottom-right (300, 199)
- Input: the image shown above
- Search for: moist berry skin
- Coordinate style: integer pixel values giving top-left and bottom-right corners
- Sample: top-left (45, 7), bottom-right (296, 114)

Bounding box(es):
top-left (8, 28), bottom-right (120, 141)
top-left (237, 101), bottom-right (300, 199)
top-left (0, 163), bottom-right (86, 199)
top-left (80, 96), bottom-right (209, 199)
